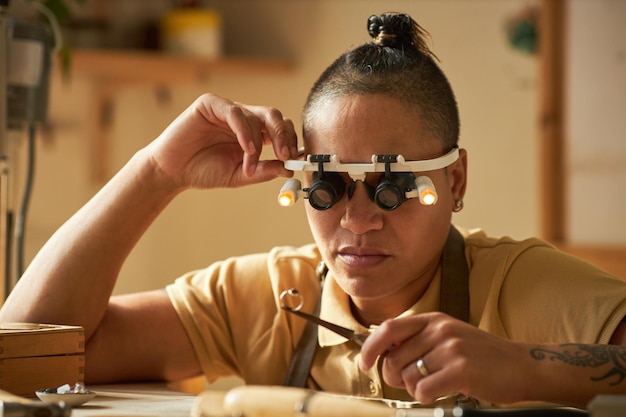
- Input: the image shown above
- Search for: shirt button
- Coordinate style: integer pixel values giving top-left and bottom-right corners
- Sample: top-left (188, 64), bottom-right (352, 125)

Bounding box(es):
top-left (368, 380), bottom-right (378, 395)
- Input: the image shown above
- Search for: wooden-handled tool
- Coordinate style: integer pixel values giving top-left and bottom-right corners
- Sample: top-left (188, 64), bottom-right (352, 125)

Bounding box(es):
top-left (194, 385), bottom-right (442, 417)
top-left (224, 386), bottom-right (418, 417)
top-left (193, 386), bottom-right (589, 417)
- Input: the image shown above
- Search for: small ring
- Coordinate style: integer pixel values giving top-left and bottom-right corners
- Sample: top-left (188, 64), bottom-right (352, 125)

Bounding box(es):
top-left (279, 288), bottom-right (304, 311)
top-left (416, 358), bottom-right (430, 377)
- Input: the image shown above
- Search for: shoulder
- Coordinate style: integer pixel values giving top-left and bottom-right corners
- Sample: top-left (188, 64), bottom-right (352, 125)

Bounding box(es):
top-left (223, 243), bottom-right (321, 285)
top-left (457, 226), bottom-right (626, 342)
top-left (267, 244), bottom-right (322, 281)
top-left (165, 245), bottom-right (322, 382)
top-left (456, 226), bottom-right (554, 273)
top-left (268, 243), bottom-right (321, 267)
top-left (460, 227), bottom-right (618, 281)
top-left (169, 243), bottom-right (321, 297)
top-left (460, 226), bottom-right (551, 255)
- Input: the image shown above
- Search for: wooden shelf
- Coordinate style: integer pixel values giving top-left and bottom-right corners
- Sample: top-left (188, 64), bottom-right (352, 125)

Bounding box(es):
top-left (70, 48), bottom-right (294, 85)
top-left (62, 49), bottom-right (294, 183)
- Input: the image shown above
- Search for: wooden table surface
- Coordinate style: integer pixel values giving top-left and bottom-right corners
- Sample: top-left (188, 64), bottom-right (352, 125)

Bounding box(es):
top-left (71, 383), bottom-right (197, 417)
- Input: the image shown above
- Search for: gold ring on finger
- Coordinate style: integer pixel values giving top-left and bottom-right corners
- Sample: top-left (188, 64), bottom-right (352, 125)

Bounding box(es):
top-left (416, 358), bottom-right (430, 377)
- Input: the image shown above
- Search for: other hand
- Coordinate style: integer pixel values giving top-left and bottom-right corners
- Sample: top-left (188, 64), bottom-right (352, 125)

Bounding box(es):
top-left (359, 312), bottom-right (530, 405)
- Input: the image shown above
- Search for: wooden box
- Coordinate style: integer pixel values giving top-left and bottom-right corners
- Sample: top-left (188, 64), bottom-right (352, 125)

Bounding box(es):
top-left (0, 323), bottom-right (85, 396)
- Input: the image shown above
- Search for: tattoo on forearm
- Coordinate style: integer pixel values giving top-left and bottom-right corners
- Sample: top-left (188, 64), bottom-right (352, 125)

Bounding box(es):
top-left (530, 344), bottom-right (626, 385)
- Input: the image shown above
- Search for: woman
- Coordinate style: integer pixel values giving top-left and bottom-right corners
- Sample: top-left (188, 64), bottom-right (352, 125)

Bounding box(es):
top-left (2, 12), bottom-right (626, 408)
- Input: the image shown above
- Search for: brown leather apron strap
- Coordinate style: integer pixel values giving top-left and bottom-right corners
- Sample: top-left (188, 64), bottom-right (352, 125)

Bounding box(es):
top-left (283, 225), bottom-right (469, 387)
top-left (282, 262), bottom-right (326, 387)
top-left (282, 295), bottom-right (321, 387)
top-left (440, 225), bottom-right (470, 322)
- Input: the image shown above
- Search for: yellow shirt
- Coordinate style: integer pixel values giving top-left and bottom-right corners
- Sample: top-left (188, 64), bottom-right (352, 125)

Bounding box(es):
top-left (166, 228), bottom-right (626, 400)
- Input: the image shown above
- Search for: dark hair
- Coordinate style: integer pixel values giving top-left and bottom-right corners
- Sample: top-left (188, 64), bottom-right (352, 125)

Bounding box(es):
top-left (303, 12), bottom-right (460, 151)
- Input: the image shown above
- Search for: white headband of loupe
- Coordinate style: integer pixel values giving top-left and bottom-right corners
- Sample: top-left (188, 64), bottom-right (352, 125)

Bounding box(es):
top-left (278, 147), bottom-right (459, 211)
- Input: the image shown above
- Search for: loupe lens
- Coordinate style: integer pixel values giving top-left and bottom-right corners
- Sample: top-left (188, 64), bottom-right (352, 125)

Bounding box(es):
top-left (309, 185), bottom-right (337, 210)
top-left (307, 173), bottom-right (346, 210)
top-left (374, 172), bottom-right (416, 210)
top-left (375, 185), bottom-right (402, 210)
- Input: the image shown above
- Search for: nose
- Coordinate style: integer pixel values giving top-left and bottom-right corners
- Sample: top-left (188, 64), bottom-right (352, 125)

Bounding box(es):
top-left (339, 181), bottom-right (383, 234)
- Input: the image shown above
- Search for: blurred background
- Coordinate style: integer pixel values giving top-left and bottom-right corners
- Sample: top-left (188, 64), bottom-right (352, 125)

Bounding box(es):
top-left (2, 0), bottom-right (625, 297)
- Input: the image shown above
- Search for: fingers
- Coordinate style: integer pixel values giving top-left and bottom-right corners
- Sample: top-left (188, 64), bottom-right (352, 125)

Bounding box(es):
top-left (360, 314), bottom-right (432, 371)
top-left (398, 346), bottom-right (456, 403)
top-left (192, 94), bottom-right (298, 178)
top-left (359, 313), bottom-right (474, 404)
top-left (379, 321), bottom-right (444, 388)
top-left (244, 104), bottom-right (299, 159)
top-left (400, 355), bottom-right (436, 401)
top-left (399, 356), bottom-right (432, 389)
top-left (150, 94), bottom-right (300, 190)
top-left (229, 101), bottom-right (298, 177)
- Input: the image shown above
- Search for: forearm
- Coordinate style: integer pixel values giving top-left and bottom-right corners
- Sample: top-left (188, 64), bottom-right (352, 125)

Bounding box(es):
top-left (522, 342), bottom-right (626, 407)
top-left (0, 148), bottom-right (182, 337)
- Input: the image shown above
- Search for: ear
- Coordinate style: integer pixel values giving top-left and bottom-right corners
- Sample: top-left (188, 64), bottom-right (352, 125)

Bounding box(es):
top-left (448, 148), bottom-right (467, 201)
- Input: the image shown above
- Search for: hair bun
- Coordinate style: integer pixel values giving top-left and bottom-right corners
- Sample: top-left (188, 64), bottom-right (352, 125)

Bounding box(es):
top-left (367, 13), bottom-right (412, 48)
top-left (367, 12), bottom-right (435, 59)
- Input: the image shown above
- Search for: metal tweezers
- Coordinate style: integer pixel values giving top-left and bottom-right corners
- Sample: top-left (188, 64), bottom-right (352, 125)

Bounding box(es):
top-left (279, 288), bottom-right (369, 346)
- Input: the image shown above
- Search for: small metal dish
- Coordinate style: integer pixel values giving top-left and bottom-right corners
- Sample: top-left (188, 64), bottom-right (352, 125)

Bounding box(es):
top-left (35, 388), bottom-right (96, 407)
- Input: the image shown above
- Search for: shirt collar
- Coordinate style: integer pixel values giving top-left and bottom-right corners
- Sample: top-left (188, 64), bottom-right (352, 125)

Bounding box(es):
top-left (318, 267), bottom-right (442, 347)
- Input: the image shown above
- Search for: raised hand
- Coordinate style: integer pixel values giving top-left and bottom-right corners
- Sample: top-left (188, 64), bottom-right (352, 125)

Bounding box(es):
top-left (147, 93), bottom-right (299, 190)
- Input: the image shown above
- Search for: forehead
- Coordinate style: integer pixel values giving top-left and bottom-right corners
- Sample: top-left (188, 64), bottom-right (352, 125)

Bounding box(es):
top-left (304, 94), bottom-right (442, 161)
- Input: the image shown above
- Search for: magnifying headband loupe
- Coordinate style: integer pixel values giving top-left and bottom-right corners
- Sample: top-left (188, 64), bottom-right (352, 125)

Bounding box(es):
top-left (277, 147), bottom-right (459, 211)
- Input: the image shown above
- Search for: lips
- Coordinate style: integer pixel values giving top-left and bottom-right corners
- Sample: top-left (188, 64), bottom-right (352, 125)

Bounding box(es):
top-left (337, 246), bottom-right (390, 268)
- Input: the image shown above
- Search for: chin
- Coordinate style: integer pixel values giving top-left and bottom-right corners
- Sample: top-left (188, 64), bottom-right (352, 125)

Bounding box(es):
top-left (334, 272), bottom-right (401, 300)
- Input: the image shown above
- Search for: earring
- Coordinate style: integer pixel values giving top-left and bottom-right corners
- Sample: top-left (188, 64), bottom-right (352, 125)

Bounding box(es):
top-left (453, 199), bottom-right (464, 212)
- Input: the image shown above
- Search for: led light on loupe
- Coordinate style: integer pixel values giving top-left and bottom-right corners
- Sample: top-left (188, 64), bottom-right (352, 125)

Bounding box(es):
top-left (278, 178), bottom-right (302, 207)
top-left (416, 176), bottom-right (438, 205)
top-left (420, 190), bottom-right (437, 205)
top-left (278, 192), bottom-right (295, 207)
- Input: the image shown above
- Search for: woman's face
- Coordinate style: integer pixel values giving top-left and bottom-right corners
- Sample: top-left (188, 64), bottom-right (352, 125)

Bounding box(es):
top-left (304, 94), bottom-right (467, 320)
